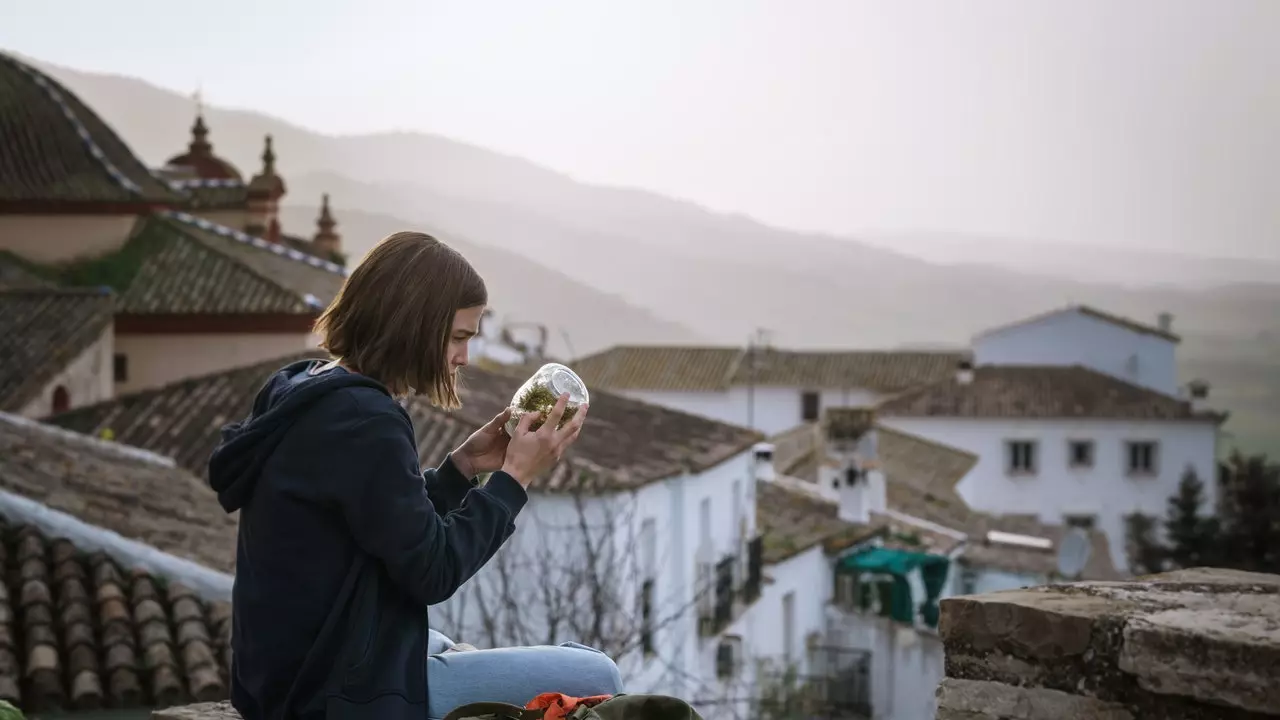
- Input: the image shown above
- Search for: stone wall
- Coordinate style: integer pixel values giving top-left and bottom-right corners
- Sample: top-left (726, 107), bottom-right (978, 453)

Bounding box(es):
top-left (935, 567), bottom-right (1280, 719)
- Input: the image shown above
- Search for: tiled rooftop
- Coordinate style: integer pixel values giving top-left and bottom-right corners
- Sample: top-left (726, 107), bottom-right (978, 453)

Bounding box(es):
top-left (50, 354), bottom-right (764, 492)
top-left (0, 51), bottom-right (182, 205)
top-left (571, 345), bottom-right (967, 393)
top-left (0, 288), bottom-right (114, 413)
top-left (6, 213), bottom-right (344, 317)
top-left (0, 518), bottom-right (231, 714)
top-left (877, 365), bottom-right (1221, 421)
top-left (0, 413), bottom-right (237, 573)
top-left (760, 421), bottom-right (1120, 579)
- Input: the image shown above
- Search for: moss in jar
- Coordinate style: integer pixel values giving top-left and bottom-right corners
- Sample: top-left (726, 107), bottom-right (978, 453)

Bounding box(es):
top-left (515, 383), bottom-right (578, 431)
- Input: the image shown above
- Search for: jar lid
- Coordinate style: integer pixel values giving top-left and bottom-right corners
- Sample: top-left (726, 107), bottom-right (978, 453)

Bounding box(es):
top-left (549, 366), bottom-right (587, 401)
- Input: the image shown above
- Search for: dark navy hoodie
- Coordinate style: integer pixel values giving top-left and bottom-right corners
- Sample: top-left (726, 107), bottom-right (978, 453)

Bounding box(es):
top-left (208, 359), bottom-right (528, 720)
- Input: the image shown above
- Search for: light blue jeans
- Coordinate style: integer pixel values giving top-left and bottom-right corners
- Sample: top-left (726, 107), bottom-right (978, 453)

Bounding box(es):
top-left (426, 630), bottom-right (625, 720)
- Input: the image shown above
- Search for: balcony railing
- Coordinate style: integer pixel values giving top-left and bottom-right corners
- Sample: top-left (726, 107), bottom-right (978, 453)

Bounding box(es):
top-left (697, 534), bottom-right (767, 638)
top-left (757, 645), bottom-right (872, 720)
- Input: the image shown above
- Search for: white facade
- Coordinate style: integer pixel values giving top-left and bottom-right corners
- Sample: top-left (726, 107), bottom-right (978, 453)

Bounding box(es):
top-left (614, 386), bottom-right (881, 437)
top-left (879, 416), bottom-right (1220, 572)
top-left (973, 307), bottom-right (1180, 396)
top-left (432, 448), bottom-right (791, 720)
top-left (19, 322), bottom-right (114, 418)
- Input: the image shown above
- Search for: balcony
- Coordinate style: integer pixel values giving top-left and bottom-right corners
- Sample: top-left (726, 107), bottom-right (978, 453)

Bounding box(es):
top-left (757, 645), bottom-right (872, 720)
top-left (697, 534), bottom-right (766, 638)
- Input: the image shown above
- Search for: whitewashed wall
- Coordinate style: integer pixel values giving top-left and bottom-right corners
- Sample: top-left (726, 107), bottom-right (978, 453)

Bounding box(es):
top-left (432, 449), bottom-right (770, 719)
top-left (879, 416), bottom-right (1220, 572)
top-left (973, 310), bottom-right (1179, 396)
top-left (20, 323), bottom-right (114, 418)
top-left (616, 386), bottom-right (881, 436)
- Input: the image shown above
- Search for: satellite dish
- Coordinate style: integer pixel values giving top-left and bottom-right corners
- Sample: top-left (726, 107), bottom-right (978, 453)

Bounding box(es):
top-left (1056, 527), bottom-right (1092, 578)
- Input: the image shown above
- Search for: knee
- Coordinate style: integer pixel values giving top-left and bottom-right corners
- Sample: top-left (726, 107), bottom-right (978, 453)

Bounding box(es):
top-left (559, 643), bottom-right (625, 694)
top-left (576, 645), bottom-right (624, 691)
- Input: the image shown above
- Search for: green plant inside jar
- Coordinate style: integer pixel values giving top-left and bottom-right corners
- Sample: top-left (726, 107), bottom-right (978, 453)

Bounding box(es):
top-left (513, 383), bottom-right (579, 432)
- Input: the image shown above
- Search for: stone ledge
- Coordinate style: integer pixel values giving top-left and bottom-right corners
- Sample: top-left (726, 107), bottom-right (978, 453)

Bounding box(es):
top-left (152, 701), bottom-right (241, 719)
top-left (936, 567), bottom-right (1280, 719)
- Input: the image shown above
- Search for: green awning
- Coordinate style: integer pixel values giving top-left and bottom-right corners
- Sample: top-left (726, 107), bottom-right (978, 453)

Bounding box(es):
top-left (839, 546), bottom-right (949, 575)
top-left (839, 546), bottom-right (951, 627)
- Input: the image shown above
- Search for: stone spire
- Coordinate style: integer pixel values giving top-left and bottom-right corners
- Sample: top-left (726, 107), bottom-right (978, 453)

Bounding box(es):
top-left (245, 135), bottom-right (287, 243)
top-left (312, 193), bottom-right (342, 261)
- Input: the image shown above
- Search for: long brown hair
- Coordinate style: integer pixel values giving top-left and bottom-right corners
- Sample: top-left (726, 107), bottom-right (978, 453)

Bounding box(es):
top-left (314, 231), bottom-right (487, 407)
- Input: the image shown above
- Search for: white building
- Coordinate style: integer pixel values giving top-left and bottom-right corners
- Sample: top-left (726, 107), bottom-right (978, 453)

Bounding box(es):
top-left (749, 410), bottom-right (1118, 720)
top-left (570, 346), bottom-right (965, 436)
top-left (972, 305), bottom-right (1182, 396)
top-left (876, 361), bottom-right (1224, 574)
top-left (0, 287), bottom-right (116, 417)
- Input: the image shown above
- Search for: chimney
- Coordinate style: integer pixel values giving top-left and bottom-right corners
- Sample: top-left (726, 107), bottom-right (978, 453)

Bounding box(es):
top-left (1157, 312), bottom-right (1174, 333)
top-left (752, 442), bottom-right (776, 482)
top-left (830, 430), bottom-right (886, 525)
top-left (1187, 379), bottom-right (1210, 413)
top-left (956, 358), bottom-right (974, 385)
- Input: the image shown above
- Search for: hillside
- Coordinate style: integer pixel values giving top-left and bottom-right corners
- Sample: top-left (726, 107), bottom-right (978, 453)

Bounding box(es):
top-left (32, 55), bottom-right (1280, 457)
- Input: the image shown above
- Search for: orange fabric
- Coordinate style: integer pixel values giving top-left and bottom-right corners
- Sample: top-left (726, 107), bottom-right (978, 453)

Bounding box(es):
top-left (526, 692), bottom-right (613, 720)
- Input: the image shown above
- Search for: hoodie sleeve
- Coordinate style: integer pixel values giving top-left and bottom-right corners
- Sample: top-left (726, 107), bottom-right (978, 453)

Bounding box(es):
top-left (335, 409), bottom-right (528, 607)
top-left (422, 454), bottom-right (476, 516)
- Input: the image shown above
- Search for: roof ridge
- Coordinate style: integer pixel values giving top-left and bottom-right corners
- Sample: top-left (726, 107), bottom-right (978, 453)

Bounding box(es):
top-left (0, 53), bottom-right (148, 197)
top-left (148, 214), bottom-right (316, 312)
top-left (1, 411), bottom-right (178, 468)
top-left (162, 210), bottom-right (348, 283)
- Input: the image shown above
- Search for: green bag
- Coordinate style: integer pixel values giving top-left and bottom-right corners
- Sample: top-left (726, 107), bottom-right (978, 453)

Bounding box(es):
top-left (443, 694), bottom-right (705, 720)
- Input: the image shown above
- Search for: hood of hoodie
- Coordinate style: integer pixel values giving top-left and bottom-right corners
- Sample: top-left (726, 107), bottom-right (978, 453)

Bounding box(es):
top-left (207, 359), bottom-right (389, 513)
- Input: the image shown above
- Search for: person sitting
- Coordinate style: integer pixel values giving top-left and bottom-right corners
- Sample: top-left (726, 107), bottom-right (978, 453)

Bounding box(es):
top-left (208, 231), bottom-right (624, 720)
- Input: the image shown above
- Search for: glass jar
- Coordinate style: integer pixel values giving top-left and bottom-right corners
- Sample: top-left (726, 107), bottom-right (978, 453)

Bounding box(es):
top-left (504, 363), bottom-right (590, 435)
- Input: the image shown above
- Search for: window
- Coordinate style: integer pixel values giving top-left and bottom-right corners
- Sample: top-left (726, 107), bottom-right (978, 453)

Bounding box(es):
top-left (51, 386), bottom-right (70, 415)
top-left (1126, 441), bottom-right (1159, 475)
top-left (716, 636), bottom-right (743, 679)
top-left (639, 579), bottom-right (654, 656)
top-left (1064, 514), bottom-right (1096, 530)
top-left (800, 391), bottom-right (820, 422)
top-left (699, 497), bottom-right (711, 547)
top-left (1068, 440), bottom-right (1094, 468)
top-left (639, 519), bottom-right (656, 579)
top-left (781, 592), bottom-right (795, 663)
top-left (113, 353), bottom-right (129, 382)
top-left (1006, 440), bottom-right (1038, 474)
top-left (958, 567), bottom-right (978, 596)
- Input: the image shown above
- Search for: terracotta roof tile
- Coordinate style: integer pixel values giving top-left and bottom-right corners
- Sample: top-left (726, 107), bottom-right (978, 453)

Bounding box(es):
top-left (0, 289), bottom-right (114, 412)
top-left (0, 52), bottom-right (182, 205)
top-left (0, 254), bottom-right (55, 290)
top-left (51, 354), bottom-right (764, 493)
top-left (0, 519), bottom-right (231, 714)
top-left (877, 365), bottom-right (1219, 421)
top-left (573, 345), bottom-right (965, 393)
top-left (14, 213), bottom-right (343, 316)
top-left (0, 413), bottom-right (237, 573)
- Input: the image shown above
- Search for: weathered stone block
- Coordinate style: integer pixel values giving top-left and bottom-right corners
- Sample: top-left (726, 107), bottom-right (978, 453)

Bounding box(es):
top-left (936, 678), bottom-right (1133, 720)
top-left (936, 568), bottom-right (1280, 718)
top-left (152, 701), bottom-right (242, 719)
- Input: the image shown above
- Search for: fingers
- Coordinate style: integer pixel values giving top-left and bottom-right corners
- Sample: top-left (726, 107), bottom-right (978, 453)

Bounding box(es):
top-left (554, 404), bottom-right (588, 449)
top-left (514, 409), bottom-right (537, 436)
top-left (539, 393), bottom-right (569, 434)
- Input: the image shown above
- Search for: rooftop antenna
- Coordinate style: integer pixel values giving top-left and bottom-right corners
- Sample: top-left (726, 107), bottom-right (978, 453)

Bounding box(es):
top-left (1055, 527), bottom-right (1092, 579)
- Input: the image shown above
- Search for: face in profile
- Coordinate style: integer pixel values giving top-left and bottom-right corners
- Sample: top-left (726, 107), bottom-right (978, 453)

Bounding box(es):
top-left (448, 305), bottom-right (485, 375)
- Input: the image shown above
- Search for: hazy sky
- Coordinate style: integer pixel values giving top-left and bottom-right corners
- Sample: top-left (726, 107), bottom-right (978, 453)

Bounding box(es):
top-left (3, 0), bottom-right (1278, 260)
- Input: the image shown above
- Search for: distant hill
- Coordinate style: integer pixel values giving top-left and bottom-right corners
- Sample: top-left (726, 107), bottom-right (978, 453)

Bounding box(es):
top-left (31, 54), bottom-right (1280, 457)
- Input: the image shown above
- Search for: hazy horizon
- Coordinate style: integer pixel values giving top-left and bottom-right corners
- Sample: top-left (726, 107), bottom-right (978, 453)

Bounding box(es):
top-left (5, 0), bottom-right (1280, 265)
